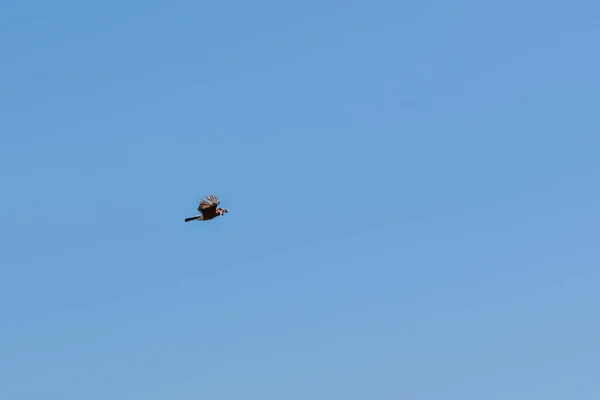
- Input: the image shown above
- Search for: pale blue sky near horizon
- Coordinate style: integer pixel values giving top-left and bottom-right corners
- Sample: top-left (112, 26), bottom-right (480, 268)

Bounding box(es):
top-left (1, 0), bottom-right (599, 399)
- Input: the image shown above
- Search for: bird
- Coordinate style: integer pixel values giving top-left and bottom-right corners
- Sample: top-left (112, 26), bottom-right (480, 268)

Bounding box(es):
top-left (185, 194), bottom-right (229, 222)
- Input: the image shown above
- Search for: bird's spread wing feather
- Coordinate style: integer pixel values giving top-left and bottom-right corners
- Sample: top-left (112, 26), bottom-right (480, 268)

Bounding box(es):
top-left (198, 194), bottom-right (220, 212)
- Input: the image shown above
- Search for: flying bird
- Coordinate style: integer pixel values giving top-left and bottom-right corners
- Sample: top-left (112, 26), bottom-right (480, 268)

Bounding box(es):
top-left (185, 194), bottom-right (229, 222)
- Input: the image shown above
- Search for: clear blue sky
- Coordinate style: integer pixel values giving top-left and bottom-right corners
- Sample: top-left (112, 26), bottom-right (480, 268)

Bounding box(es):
top-left (1, 0), bottom-right (599, 398)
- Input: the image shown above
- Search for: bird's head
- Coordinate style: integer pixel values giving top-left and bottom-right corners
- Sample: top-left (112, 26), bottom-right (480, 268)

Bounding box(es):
top-left (217, 208), bottom-right (229, 215)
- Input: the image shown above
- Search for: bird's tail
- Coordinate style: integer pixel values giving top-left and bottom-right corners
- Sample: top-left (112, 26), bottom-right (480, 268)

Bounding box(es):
top-left (184, 215), bottom-right (201, 222)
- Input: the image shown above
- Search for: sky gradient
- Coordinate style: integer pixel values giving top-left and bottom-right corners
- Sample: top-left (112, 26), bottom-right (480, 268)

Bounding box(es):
top-left (1, 1), bottom-right (599, 399)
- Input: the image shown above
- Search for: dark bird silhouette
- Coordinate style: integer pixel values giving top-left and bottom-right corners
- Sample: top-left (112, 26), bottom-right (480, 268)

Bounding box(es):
top-left (185, 194), bottom-right (229, 222)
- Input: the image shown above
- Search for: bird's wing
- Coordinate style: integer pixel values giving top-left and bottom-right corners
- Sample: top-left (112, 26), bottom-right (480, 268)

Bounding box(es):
top-left (197, 194), bottom-right (220, 212)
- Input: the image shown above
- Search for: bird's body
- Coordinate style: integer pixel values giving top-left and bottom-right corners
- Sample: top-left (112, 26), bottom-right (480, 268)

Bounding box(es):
top-left (185, 194), bottom-right (228, 222)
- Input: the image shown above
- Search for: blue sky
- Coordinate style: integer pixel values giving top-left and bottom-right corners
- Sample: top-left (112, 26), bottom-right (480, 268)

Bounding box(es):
top-left (1, 0), bottom-right (599, 398)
